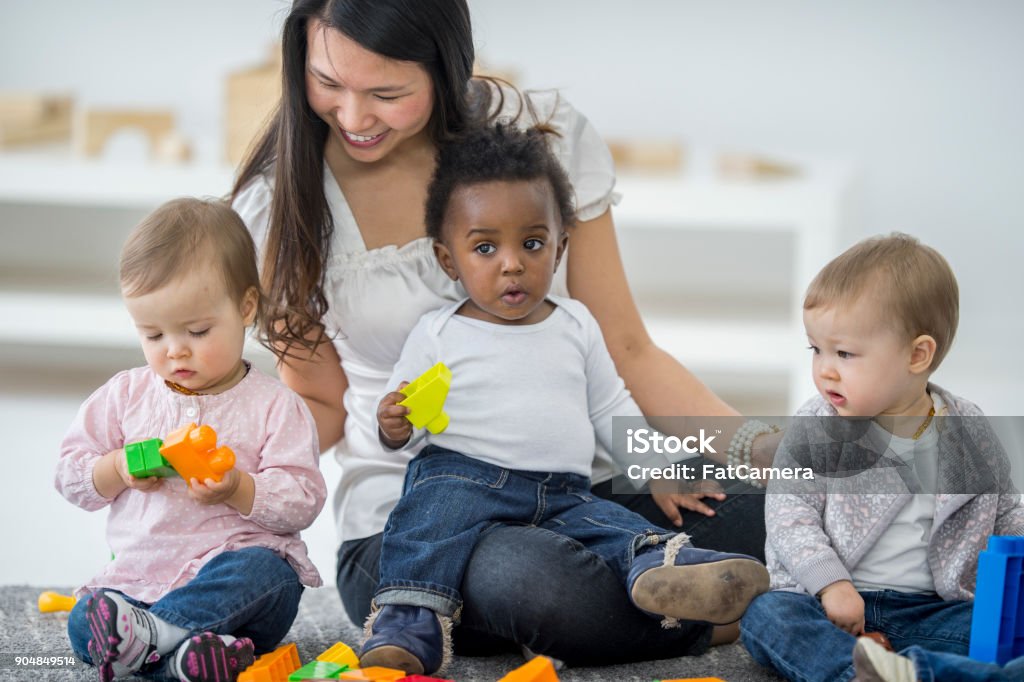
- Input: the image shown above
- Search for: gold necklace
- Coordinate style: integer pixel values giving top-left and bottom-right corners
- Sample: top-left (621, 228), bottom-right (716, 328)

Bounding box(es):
top-left (912, 407), bottom-right (936, 440)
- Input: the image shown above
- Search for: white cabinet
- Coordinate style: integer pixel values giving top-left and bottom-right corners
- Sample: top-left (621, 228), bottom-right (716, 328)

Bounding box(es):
top-left (0, 150), bottom-right (849, 413)
top-left (613, 164), bottom-right (849, 414)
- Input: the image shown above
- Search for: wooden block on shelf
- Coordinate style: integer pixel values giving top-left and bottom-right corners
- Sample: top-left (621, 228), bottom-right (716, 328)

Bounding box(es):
top-left (226, 45), bottom-right (282, 165)
top-left (606, 139), bottom-right (684, 173)
top-left (74, 108), bottom-right (176, 159)
top-left (0, 93), bottom-right (73, 147)
top-left (717, 151), bottom-right (801, 180)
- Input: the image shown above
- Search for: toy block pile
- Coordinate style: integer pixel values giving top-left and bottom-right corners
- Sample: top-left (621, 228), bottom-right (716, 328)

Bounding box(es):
top-left (233, 641), bottom-right (561, 682)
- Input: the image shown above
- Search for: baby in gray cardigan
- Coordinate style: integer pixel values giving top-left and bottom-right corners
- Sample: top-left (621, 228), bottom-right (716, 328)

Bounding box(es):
top-left (740, 233), bottom-right (1024, 682)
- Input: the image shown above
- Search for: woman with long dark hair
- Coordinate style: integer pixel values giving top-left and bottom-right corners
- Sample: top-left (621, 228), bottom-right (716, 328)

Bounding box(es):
top-left (232, 0), bottom-right (777, 667)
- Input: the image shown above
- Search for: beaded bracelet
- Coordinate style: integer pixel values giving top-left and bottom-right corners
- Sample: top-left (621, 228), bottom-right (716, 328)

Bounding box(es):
top-left (725, 420), bottom-right (781, 489)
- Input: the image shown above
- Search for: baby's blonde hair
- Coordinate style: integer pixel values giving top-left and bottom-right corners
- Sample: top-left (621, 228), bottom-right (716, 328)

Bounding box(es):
top-left (120, 197), bottom-right (263, 319)
top-left (804, 233), bottom-right (959, 370)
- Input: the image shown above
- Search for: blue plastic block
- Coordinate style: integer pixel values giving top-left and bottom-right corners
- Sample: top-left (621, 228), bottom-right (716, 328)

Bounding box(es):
top-left (969, 536), bottom-right (1024, 664)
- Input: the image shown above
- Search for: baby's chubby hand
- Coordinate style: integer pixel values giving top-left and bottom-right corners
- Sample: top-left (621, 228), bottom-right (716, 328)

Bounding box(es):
top-left (113, 449), bottom-right (163, 493)
top-left (377, 382), bottom-right (412, 447)
top-left (188, 468), bottom-right (240, 506)
top-left (820, 580), bottom-right (865, 635)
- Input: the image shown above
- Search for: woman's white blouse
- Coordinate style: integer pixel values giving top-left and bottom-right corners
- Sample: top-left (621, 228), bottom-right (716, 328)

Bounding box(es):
top-left (234, 89), bottom-right (621, 543)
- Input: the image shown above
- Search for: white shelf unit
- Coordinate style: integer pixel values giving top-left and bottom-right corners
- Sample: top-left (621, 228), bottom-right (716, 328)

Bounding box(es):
top-left (0, 152), bottom-right (849, 413)
top-left (613, 168), bottom-right (849, 413)
top-left (0, 151), bottom-right (265, 376)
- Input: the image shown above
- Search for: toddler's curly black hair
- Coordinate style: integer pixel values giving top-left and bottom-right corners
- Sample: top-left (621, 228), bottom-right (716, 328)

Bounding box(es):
top-left (425, 122), bottom-right (577, 242)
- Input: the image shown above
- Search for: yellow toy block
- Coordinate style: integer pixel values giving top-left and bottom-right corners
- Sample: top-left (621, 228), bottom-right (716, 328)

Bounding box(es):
top-left (316, 641), bottom-right (360, 669)
top-left (37, 591), bottom-right (77, 613)
top-left (398, 362), bottom-right (452, 434)
top-left (238, 642), bottom-right (300, 682)
top-left (336, 667), bottom-right (405, 681)
top-left (159, 423), bottom-right (235, 485)
top-left (498, 655), bottom-right (559, 682)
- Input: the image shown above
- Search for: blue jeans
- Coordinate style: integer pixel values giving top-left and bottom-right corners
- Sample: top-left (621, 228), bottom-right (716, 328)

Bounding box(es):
top-left (740, 590), bottom-right (973, 682)
top-left (592, 461), bottom-right (768, 561)
top-left (337, 458), bottom-right (764, 665)
top-left (376, 447), bottom-right (674, 617)
top-left (68, 547), bottom-right (303, 680)
top-left (904, 647), bottom-right (1024, 681)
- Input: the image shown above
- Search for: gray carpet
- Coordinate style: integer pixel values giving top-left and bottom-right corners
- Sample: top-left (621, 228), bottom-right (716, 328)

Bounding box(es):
top-left (2, 586), bottom-right (782, 681)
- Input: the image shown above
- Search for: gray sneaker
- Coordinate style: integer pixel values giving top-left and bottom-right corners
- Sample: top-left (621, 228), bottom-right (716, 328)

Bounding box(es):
top-left (852, 637), bottom-right (917, 682)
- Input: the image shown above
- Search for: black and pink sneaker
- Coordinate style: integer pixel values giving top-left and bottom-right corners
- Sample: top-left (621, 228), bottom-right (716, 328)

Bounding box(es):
top-left (170, 632), bottom-right (255, 682)
top-left (85, 590), bottom-right (159, 682)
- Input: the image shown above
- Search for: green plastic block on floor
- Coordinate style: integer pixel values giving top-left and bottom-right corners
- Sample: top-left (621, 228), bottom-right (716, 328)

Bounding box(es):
top-left (288, 660), bottom-right (348, 680)
top-left (124, 438), bottom-right (177, 478)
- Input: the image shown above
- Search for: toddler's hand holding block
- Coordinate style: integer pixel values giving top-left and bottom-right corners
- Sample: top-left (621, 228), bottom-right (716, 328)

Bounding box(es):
top-left (159, 423), bottom-right (235, 485)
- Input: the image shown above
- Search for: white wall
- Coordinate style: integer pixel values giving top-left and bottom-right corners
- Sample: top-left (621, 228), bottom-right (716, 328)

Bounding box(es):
top-left (3, 1), bottom-right (1022, 587)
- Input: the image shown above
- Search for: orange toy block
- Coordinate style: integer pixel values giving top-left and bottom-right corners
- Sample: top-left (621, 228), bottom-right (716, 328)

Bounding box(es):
top-left (239, 642), bottom-right (300, 682)
top-left (337, 667), bottom-right (406, 681)
top-left (38, 591), bottom-right (77, 613)
top-left (498, 655), bottom-right (559, 682)
top-left (159, 422), bottom-right (235, 485)
top-left (316, 641), bottom-right (360, 669)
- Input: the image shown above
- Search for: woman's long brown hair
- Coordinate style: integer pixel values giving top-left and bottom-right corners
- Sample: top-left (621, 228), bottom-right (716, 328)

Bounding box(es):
top-left (231, 0), bottom-right (545, 361)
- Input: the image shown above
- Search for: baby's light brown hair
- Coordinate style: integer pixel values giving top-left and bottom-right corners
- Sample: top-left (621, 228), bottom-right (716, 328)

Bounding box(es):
top-left (120, 197), bottom-right (264, 323)
top-left (804, 233), bottom-right (959, 370)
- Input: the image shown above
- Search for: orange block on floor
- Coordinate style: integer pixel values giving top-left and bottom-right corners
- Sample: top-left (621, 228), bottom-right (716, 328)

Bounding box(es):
top-left (337, 667), bottom-right (406, 681)
top-left (238, 642), bottom-right (301, 682)
top-left (316, 641), bottom-right (360, 669)
top-left (498, 655), bottom-right (559, 682)
top-left (159, 422), bottom-right (235, 484)
top-left (37, 591), bottom-right (77, 613)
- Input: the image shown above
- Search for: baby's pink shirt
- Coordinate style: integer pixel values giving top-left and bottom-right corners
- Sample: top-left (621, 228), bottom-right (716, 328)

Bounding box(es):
top-left (55, 363), bottom-right (327, 602)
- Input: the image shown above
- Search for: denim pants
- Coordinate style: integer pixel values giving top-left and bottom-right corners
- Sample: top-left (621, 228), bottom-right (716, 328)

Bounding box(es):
top-left (68, 547), bottom-right (304, 680)
top-left (337, 457), bottom-right (764, 665)
top-left (904, 647), bottom-right (1024, 681)
top-left (740, 589), bottom-right (973, 682)
top-left (592, 458), bottom-right (768, 561)
top-left (375, 446), bottom-right (675, 618)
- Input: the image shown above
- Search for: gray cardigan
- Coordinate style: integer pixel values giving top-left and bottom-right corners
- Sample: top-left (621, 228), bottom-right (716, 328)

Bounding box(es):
top-left (764, 384), bottom-right (1024, 600)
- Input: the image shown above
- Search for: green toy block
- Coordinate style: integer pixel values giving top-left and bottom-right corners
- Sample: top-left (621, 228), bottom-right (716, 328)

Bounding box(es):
top-left (124, 438), bottom-right (177, 478)
top-left (288, 660), bottom-right (347, 680)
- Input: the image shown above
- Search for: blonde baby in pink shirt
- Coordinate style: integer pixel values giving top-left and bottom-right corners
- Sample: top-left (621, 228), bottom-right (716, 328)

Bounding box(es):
top-left (56, 198), bottom-right (327, 682)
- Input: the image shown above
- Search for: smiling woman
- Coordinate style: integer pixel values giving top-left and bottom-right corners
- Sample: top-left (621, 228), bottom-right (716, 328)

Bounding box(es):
top-left (305, 22), bottom-right (435, 161)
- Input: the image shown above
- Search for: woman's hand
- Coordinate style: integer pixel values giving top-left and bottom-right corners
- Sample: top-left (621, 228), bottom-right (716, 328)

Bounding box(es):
top-left (819, 580), bottom-right (865, 635)
top-left (650, 478), bottom-right (726, 527)
top-left (377, 383), bottom-right (412, 448)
